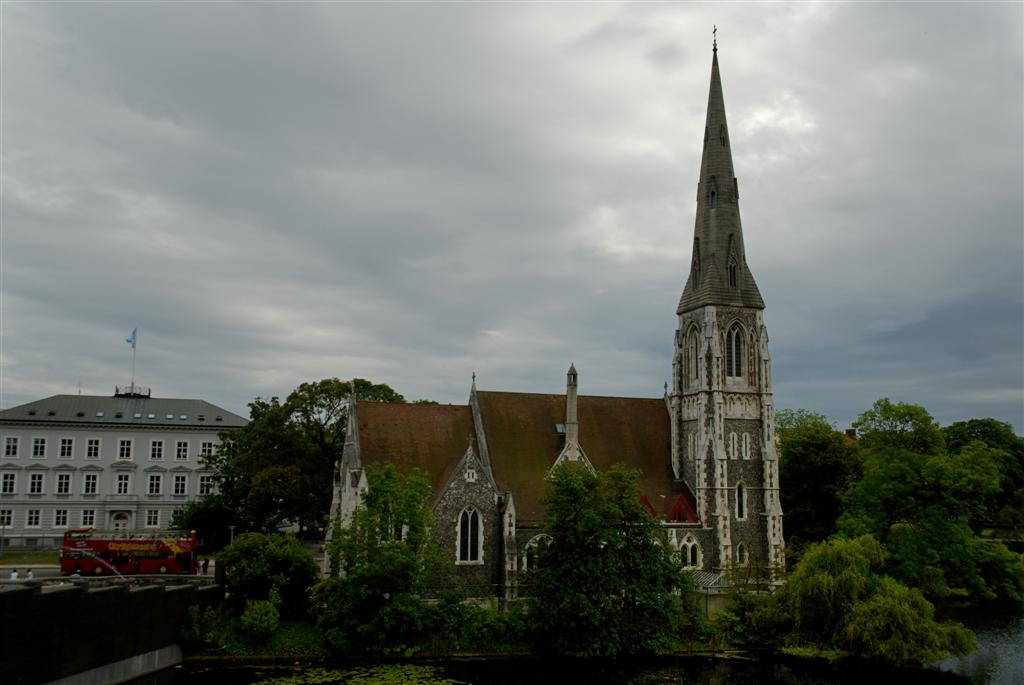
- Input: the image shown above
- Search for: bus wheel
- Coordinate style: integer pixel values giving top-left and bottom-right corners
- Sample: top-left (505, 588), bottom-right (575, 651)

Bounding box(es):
top-left (92, 564), bottom-right (104, 575)
top-left (158, 565), bottom-right (168, 574)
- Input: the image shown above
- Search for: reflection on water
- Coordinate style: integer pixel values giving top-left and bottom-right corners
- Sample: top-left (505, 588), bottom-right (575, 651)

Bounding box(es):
top-left (937, 613), bottom-right (1024, 685)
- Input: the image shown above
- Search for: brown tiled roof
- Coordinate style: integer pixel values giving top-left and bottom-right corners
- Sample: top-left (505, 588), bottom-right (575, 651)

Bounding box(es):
top-left (476, 391), bottom-right (695, 523)
top-left (356, 403), bottom-right (474, 503)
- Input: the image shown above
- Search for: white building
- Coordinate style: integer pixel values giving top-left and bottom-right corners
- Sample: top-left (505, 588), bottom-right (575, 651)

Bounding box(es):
top-left (0, 387), bottom-right (246, 548)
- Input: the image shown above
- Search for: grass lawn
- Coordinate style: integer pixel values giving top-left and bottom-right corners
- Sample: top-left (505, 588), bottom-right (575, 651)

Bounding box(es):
top-left (0, 550), bottom-right (59, 565)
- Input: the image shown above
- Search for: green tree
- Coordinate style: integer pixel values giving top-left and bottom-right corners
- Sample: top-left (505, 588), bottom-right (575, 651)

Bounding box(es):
top-left (203, 378), bottom-right (406, 538)
top-left (529, 462), bottom-right (687, 657)
top-left (838, 442), bottom-right (1023, 605)
top-left (217, 532), bottom-right (318, 619)
top-left (943, 418), bottom-right (1024, 531)
top-left (760, 535), bottom-right (973, 663)
top-left (775, 408), bottom-right (830, 440)
top-left (853, 398), bottom-right (945, 454)
top-left (170, 495), bottom-right (235, 550)
top-left (313, 464), bottom-right (442, 654)
top-left (776, 409), bottom-right (862, 552)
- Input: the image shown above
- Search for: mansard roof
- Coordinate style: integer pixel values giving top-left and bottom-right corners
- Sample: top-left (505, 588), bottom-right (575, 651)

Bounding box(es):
top-left (0, 394), bottom-right (246, 428)
top-left (475, 391), bottom-right (695, 524)
top-left (355, 402), bottom-right (475, 503)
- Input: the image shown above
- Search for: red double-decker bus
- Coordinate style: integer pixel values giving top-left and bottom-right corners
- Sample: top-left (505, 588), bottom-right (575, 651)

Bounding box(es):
top-left (60, 528), bottom-right (199, 576)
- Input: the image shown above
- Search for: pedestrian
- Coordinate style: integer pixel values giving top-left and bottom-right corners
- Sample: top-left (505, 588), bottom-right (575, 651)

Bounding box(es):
top-left (8, 569), bottom-right (18, 580)
top-left (201, 558), bottom-right (209, 575)
top-left (26, 569), bottom-right (33, 580)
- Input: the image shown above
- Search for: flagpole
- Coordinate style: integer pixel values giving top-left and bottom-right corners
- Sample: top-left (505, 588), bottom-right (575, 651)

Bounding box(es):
top-left (126, 328), bottom-right (138, 395)
top-left (130, 337), bottom-right (137, 394)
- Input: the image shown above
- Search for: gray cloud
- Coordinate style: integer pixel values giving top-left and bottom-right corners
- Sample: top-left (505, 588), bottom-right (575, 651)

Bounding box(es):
top-left (2, 2), bottom-right (1021, 433)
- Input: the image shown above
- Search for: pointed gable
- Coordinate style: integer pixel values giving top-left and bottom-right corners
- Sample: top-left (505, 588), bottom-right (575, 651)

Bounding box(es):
top-left (475, 391), bottom-right (696, 523)
top-left (355, 403), bottom-right (475, 503)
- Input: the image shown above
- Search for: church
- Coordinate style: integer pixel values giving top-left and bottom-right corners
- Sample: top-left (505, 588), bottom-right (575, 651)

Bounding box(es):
top-left (326, 43), bottom-right (785, 598)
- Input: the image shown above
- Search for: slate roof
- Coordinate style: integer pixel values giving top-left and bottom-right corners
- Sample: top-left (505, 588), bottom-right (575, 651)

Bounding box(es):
top-left (355, 402), bottom-right (475, 504)
top-left (0, 394), bottom-right (246, 428)
top-left (476, 391), bottom-right (696, 524)
top-left (678, 47), bottom-right (764, 314)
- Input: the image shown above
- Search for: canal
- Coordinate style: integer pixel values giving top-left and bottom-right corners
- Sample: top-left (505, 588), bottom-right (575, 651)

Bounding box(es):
top-left (133, 610), bottom-right (1023, 685)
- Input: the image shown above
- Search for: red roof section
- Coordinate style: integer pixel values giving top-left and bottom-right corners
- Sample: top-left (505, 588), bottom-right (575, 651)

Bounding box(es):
top-left (475, 391), bottom-right (696, 523)
top-left (356, 403), bottom-right (474, 501)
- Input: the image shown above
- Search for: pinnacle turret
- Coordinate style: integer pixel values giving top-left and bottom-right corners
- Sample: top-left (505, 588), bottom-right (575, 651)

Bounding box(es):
top-left (678, 44), bottom-right (764, 314)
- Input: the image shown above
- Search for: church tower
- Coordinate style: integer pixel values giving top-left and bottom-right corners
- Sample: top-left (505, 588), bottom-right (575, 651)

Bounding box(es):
top-left (668, 40), bottom-right (785, 576)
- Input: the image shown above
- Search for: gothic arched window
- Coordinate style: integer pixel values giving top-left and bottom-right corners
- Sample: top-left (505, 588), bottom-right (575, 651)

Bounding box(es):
top-left (735, 483), bottom-right (747, 520)
top-left (680, 535), bottom-right (702, 569)
top-left (457, 508), bottom-right (481, 563)
top-left (522, 534), bottom-right (551, 571)
top-left (736, 543), bottom-right (748, 566)
top-left (726, 324), bottom-right (743, 377)
top-left (687, 327), bottom-right (700, 384)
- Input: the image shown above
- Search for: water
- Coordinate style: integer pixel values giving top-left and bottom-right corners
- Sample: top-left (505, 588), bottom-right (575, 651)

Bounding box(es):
top-left (147, 655), bottom-right (974, 685)
top-left (133, 612), bottom-right (1024, 685)
top-left (936, 612), bottom-right (1024, 685)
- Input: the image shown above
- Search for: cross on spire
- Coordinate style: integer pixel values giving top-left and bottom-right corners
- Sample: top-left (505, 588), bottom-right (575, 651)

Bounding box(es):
top-left (713, 25), bottom-right (717, 51)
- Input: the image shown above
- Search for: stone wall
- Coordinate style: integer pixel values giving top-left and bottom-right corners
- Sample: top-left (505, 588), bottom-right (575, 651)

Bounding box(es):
top-left (0, 580), bottom-right (222, 685)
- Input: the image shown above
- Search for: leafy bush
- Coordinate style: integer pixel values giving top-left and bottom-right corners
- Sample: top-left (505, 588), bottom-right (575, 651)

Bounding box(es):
top-left (240, 598), bottom-right (280, 643)
top-left (217, 532), bottom-right (318, 618)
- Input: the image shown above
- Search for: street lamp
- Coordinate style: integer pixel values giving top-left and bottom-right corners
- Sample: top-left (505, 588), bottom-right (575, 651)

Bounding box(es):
top-left (228, 525), bottom-right (236, 544)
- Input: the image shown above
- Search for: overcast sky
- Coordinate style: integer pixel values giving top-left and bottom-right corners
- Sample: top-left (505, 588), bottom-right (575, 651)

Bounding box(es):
top-left (2, 2), bottom-right (1022, 433)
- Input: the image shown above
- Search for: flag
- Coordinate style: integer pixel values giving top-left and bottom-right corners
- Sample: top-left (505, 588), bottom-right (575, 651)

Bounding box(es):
top-left (126, 328), bottom-right (137, 349)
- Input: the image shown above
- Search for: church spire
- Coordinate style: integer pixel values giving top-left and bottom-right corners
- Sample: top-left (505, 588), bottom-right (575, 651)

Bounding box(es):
top-left (678, 40), bottom-right (764, 314)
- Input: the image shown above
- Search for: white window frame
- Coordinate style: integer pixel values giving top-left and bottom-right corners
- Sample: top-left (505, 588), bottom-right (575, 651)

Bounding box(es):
top-left (86, 438), bottom-right (101, 459)
top-left (26, 509), bottom-right (41, 528)
top-left (29, 472), bottom-right (44, 495)
top-left (54, 509), bottom-right (68, 528)
top-left (150, 440), bottom-right (164, 461)
top-left (736, 542), bottom-right (749, 567)
top-left (56, 472), bottom-right (71, 495)
top-left (148, 474), bottom-right (162, 495)
top-left (116, 473), bottom-right (131, 495)
top-left (59, 437), bottom-right (74, 459)
top-left (173, 474), bottom-right (187, 496)
top-left (81, 509), bottom-right (95, 527)
top-left (145, 509), bottom-right (160, 528)
top-left (455, 507), bottom-right (483, 565)
top-left (680, 534), bottom-right (702, 569)
top-left (521, 534), bottom-right (552, 571)
top-left (1, 472), bottom-right (15, 494)
top-left (83, 473), bottom-right (98, 495)
top-left (175, 441), bottom-right (189, 460)
top-left (0, 509), bottom-right (11, 526)
top-left (118, 439), bottom-right (133, 460)
top-left (4, 437), bottom-right (18, 458)
top-left (199, 441), bottom-right (214, 458)
top-left (32, 437), bottom-right (46, 459)
top-left (198, 474), bottom-right (214, 496)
